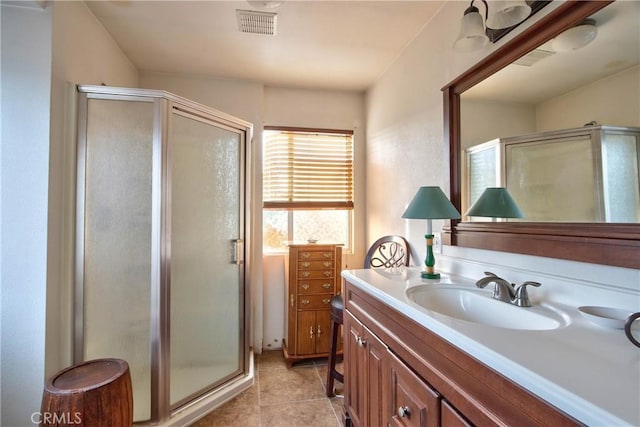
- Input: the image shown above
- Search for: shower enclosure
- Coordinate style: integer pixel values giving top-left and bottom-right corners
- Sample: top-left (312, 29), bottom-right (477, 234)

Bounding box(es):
top-left (74, 86), bottom-right (252, 423)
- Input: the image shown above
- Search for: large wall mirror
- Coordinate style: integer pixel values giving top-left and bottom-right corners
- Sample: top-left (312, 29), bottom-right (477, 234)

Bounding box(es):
top-left (444, 1), bottom-right (640, 269)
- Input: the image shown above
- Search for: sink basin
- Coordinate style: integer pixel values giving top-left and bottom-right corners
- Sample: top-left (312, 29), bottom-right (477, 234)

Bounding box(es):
top-left (406, 286), bottom-right (568, 330)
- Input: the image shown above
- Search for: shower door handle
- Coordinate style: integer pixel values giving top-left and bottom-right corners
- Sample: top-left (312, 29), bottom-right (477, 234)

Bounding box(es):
top-left (231, 239), bottom-right (244, 264)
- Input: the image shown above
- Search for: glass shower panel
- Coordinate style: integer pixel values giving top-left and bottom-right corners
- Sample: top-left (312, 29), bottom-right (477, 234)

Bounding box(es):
top-left (169, 111), bottom-right (242, 407)
top-left (83, 98), bottom-right (154, 422)
top-left (506, 137), bottom-right (596, 221)
top-left (601, 133), bottom-right (640, 222)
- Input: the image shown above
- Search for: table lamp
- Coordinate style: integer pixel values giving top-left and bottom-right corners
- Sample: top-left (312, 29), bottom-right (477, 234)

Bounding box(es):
top-left (402, 186), bottom-right (461, 279)
top-left (466, 187), bottom-right (523, 220)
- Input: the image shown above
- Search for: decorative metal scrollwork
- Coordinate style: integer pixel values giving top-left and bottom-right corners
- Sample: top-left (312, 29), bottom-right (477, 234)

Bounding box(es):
top-left (369, 242), bottom-right (407, 268)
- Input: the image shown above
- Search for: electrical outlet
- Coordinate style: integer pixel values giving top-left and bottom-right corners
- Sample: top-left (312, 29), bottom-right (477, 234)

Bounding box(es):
top-left (433, 232), bottom-right (442, 254)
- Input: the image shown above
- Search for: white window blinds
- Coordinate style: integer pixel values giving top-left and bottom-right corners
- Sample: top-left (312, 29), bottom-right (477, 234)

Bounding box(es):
top-left (263, 127), bottom-right (354, 210)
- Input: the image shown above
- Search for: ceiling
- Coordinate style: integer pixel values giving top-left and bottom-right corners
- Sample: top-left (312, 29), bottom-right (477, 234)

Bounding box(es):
top-left (85, 0), bottom-right (445, 92)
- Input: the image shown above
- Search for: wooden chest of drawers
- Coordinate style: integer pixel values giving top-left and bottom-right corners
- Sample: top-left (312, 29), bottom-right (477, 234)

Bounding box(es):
top-left (283, 243), bottom-right (342, 367)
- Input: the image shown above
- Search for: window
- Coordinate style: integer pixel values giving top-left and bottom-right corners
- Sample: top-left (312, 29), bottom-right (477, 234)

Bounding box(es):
top-left (263, 127), bottom-right (354, 252)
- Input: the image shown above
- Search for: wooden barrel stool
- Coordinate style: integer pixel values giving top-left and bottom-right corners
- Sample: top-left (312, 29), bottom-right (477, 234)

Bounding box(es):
top-left (326, 294), bottom-right (344, 397)
top-left (40, 358), bottom-right (133, 427)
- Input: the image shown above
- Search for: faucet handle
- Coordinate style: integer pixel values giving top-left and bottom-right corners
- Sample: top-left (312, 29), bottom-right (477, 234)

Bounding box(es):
top-left (514, 281), bottom-right (541, 307)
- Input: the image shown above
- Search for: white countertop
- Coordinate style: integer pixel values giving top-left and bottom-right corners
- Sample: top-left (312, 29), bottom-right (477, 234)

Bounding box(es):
top-left (342, 268), bottom-right (640, 427)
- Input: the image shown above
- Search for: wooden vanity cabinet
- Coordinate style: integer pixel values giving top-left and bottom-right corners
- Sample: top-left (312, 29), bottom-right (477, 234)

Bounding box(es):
top-left (345, 310), bottom-right (389, 427)
top-left (343, 279), bottom-right (582, 427)
top-left (283, 244), bottom-right (342, 366)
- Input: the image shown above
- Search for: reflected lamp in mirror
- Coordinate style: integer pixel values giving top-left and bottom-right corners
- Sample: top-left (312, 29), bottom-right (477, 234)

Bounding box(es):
top-left (402, 186), bottom-right (461, 279)
top-left (454, 0), bottom-right (532, 52)
top-left (551, 19), bottom-right (598, 52)
top-left (466, 187), bottom-right (524, 221)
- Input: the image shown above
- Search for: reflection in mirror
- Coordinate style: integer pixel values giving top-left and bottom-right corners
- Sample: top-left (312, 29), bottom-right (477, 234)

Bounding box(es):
top-left (460, 1), bottom-right (640, 223)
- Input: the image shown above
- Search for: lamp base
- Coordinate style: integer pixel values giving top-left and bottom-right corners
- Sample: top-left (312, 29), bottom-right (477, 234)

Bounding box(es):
top-left (421, 271), bottom-right (440, 279)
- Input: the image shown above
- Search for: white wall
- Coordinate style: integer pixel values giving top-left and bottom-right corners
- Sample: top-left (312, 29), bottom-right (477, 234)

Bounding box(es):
top-left (537, 64), bottom-right (640, 130)
top-left (460, 99), bottom-right (536, 149)
top-left (365, 3), bottom-right (639, 296)
top-left (1, 4), bottom-right (52, 426)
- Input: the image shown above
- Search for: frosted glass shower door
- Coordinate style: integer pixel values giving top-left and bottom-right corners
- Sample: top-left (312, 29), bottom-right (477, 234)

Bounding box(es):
top-left (80, 97), bottom-right (155, 422)
top-left (169, 110), bottom-right (244, 407)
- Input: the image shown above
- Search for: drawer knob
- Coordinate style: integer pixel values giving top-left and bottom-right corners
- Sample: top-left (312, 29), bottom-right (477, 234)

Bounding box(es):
top-left (302, 271), bottom-right (310, 278)
top-left (301, 299), bottom-right (310, 305)
top-left (323, 261), bottom-right (331, 267)
top-left (398, 406), bottom-right (411, 418)
top-left (322, 283), bottom-right (331, 289)
top-left (323, 271), bottom-right (331, 277)
top-left (302, 252), bottom-right (311, 258)
top-left (302, 262), bottom-right (311, 268)
top-left (301, 283), bottom-right (310, 290)
top-left (322, 298), bottom-right (331, 304)
top-left (323, 252), bottom-right (331, 258)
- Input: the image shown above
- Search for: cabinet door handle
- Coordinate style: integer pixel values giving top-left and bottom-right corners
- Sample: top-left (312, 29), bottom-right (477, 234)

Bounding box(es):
top-left (317, 325), bottom-right (322, 336)
top-left (301, 283), bottom-right (310, 290)
top-left (290, 294), bottom-right (294, 307)
top-left (322, 283), bottom-right (331, 289)
top-left (302, 252), bottom-right (311, 259)
top-left (301, 299), bottom-right (310, 305)
top-left (397, 406), bottom-right (411, 418)
top-left (356, 336), bottom-right (366, 347)
top-left (322, 298), bottom-right (331, 304)
top-left (310, 326), bottom-right (315, 338)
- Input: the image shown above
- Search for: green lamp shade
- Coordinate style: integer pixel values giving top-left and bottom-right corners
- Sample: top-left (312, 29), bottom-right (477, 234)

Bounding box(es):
top-left (401, 186), bottom-right (461, 220)
top-left (466, 187), bottom-right (524, 218)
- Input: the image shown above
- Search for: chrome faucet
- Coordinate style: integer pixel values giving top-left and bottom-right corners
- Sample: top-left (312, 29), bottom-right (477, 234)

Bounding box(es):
top-left (475, 272), bottom-right (541, 307)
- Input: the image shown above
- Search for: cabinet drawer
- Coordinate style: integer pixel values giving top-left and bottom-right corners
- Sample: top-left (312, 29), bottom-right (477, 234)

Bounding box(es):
top-left (297, 294), bottom-right (333, 309)
top-left (297, 250), bottom-right (335, 261)
top-left (389, 351), bottom-right (440, 427)
top-left (297, 269), bottom-right (334, 280)
top-left (297, 279), bottom-right (334, 294)
top-left (298, 260), bottom-right (334, 270)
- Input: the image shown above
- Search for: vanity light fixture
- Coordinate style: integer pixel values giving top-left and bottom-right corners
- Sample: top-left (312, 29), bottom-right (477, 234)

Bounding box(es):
top-left (453, 1), bottom-right (490, 52)
top-left (466, 187), bottom-right (524, 220)
top-left (454, 0), bottom-right (532, 52)
top-left (402, 186), bottom-right (461, 279)
top-left (551, 19), bottom-right (598, 52)
top-left (486, 0), bottom-right (532, 30)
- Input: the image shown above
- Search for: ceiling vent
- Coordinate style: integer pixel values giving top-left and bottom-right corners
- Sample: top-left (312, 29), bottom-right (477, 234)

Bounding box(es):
top-left (236, 9), bottom-right (277, 35)
top-left (513, 49), bottom-right (555, 67)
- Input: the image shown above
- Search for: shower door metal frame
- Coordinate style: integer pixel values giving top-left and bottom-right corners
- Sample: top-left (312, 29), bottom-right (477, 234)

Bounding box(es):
top-left (74, 85), bottom-right (252, 424)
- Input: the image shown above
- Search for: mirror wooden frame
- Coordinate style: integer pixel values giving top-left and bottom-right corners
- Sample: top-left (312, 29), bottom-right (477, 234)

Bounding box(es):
top-left (443, 0), bottom-right (640, 270)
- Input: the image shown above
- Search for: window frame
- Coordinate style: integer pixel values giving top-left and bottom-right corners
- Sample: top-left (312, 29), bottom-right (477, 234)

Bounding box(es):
top-left (262, 126), bottom-right (355, 254)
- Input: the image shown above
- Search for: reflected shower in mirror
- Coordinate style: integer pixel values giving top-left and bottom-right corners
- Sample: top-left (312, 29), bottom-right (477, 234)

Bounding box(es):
top-left (459, 1), bottom-right (640, 223)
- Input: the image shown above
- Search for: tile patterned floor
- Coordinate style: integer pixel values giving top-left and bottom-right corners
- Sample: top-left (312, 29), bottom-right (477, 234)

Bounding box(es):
top-left (191, 351), bottom-right (345, 427)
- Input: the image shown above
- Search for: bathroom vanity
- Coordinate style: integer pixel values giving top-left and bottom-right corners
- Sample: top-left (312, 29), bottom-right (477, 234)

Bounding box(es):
top-left (342, 268), bottom-right (639, 427)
